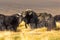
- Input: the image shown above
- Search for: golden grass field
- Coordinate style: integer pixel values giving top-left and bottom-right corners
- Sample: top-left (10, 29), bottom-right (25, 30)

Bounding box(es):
top-left (0, 21), bottom-right (60, 40)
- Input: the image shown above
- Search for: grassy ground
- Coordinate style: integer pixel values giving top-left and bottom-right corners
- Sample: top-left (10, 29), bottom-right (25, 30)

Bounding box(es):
top-left (0, 21), bottom-right (60, 40)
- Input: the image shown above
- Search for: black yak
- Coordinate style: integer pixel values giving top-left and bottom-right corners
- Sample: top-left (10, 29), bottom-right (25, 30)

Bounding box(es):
top-left (38, 13), bottom-right (56, 31)
top-left (22, 9), bottom-right (39, 29)
top-left (0, 14), bottom-right (6, 31)
top-left (4, 13), bottom-right (23, 31)
top-left (54, 15), bottom-right (60, 22)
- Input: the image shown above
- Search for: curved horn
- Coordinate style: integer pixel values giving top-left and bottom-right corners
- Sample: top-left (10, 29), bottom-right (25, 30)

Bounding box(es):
top-left (17, 13), bottom-right (22, 16)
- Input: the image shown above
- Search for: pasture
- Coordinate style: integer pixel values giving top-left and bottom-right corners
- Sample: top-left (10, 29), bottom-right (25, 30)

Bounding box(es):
top-left (0, 21), bottom-right (60, 40)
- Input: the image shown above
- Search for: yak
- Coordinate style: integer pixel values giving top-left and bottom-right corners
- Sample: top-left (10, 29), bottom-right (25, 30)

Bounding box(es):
top-left (22, 9), bottom-right (39, 29)
top-left (4, 13), bottom-right (23, 32)
top-left (54, 15), bottom-right (60, 22)
top-left (0, 14), bottom-right (6, 31)
top-left (37, 13), bottom-right (56, 31)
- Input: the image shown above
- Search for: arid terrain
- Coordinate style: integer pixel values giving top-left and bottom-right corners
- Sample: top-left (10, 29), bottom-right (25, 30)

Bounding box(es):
top-left (0, 8), bottom-right (60, 16)
top-left (0, 21), bottom-right (59, 40)
top-left (0, 8), bottom-right (60, 40)
top-left (0, 0), bottom-right (60, 40)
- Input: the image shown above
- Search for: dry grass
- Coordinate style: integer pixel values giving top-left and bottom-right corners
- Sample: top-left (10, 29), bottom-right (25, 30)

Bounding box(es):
top-left (0, 21), bottom-right (60, 40)
top-left (56, 22), bottom-right (60, 28)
